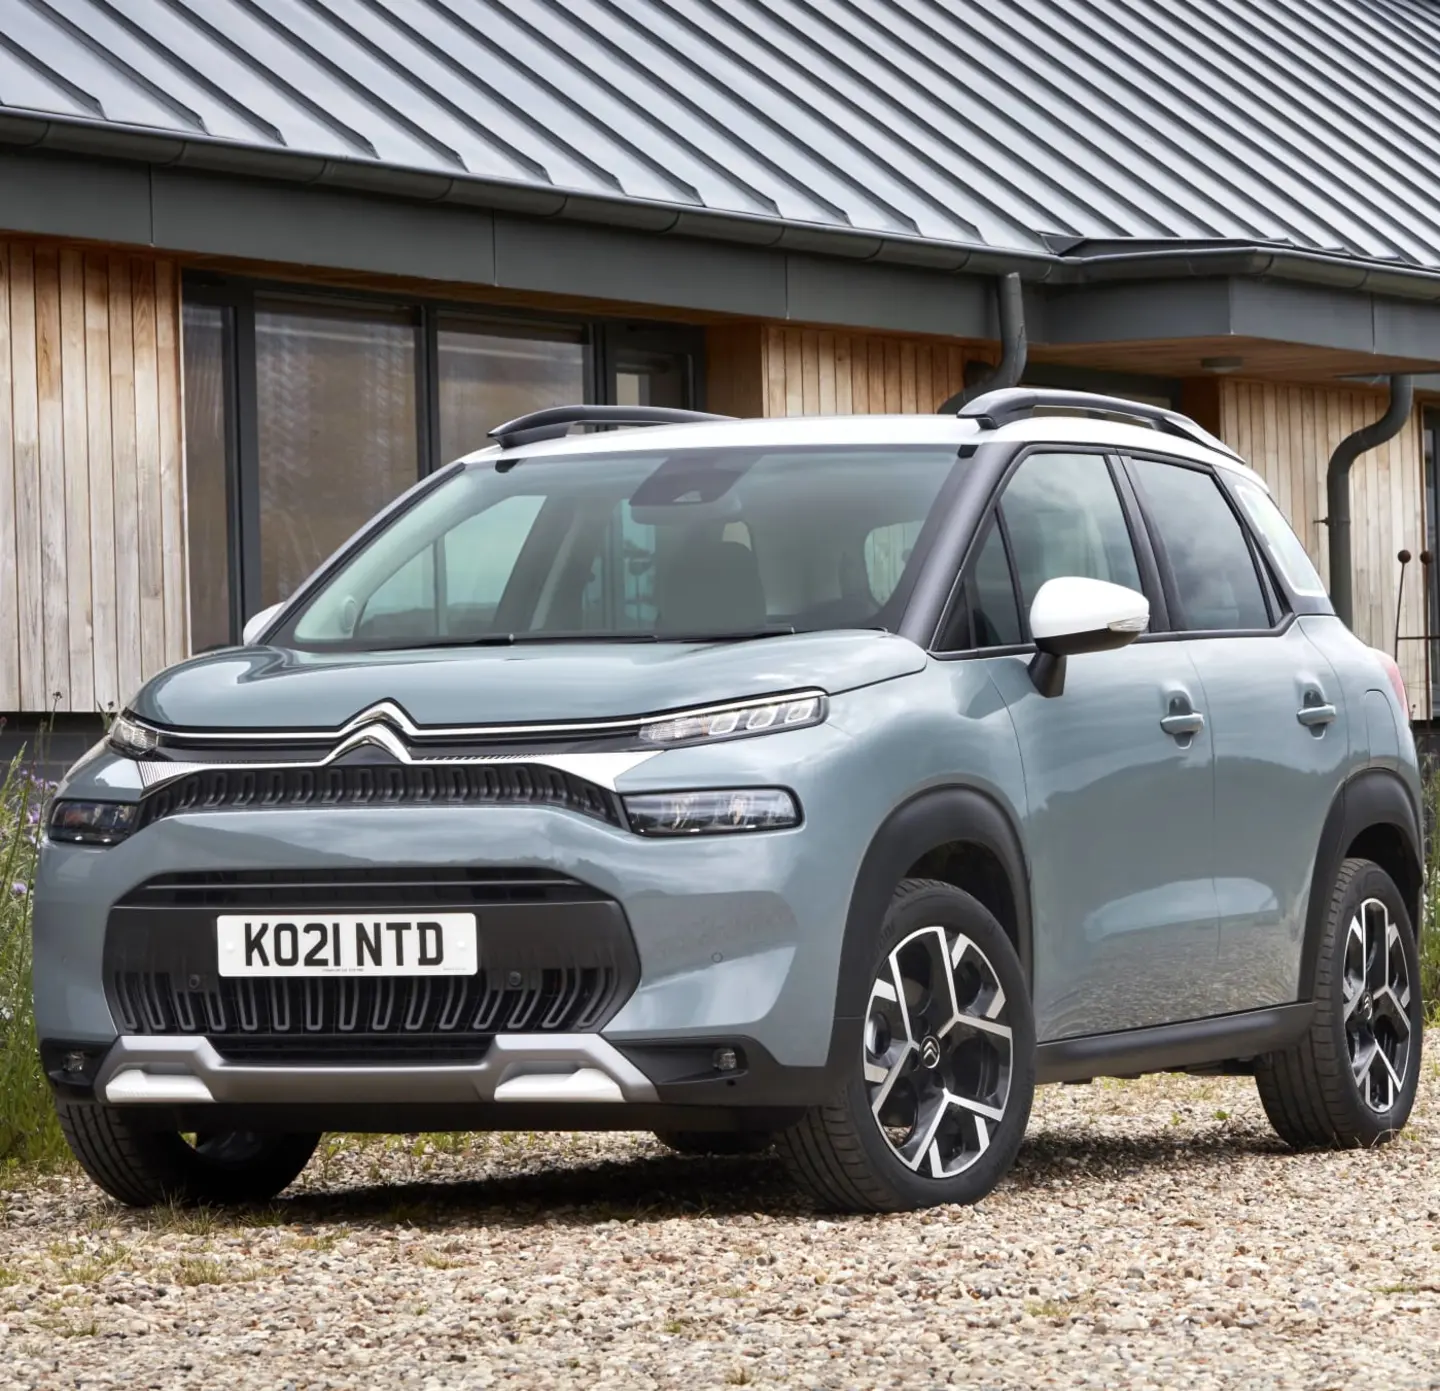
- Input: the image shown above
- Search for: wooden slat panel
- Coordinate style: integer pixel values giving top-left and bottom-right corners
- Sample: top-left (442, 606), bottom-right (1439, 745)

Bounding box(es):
top-left (108, 253), bottom-right (142, 705)
top-left (58, 248), bottom-right (93, 711)
top-left (833, 334), bottom-right (853, 414)
top-left (130, 258), bottom-right (165, 683)
top-left (10, 247), bottom-right (45, 711)
top-left (800, 329), bottom-right (820, 416)
top-left (763, 326), bottom-right (786, 419)
top-left (817, 330), bottom-right (836, 415)
top-left (0, 245), bottom-right (15, 708)
top-left (783, 329), bottom-right (803, 417)
top-left (34, 247), bottom-right (68, 710)
top-left (84, 253), bottom-right (118, 713)
top-left (155, 259), bottom-right (187, 669)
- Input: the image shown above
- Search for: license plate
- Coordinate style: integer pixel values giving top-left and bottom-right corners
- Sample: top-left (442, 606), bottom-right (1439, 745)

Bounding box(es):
top-left (216, 913), bottom-right (478, 978)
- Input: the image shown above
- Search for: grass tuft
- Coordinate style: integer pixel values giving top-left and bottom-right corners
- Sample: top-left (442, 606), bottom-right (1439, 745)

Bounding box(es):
top-left (0, 745), bottom-right (68, 1168)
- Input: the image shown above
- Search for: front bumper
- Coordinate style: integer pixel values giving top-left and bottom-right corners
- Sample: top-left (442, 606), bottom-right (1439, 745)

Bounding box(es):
top-left (34, 722), bottom-right (873, 1115)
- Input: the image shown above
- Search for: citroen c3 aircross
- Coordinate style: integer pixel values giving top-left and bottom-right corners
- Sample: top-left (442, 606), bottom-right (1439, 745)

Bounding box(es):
top-left (33, 390), bottom-right (1424, 1212)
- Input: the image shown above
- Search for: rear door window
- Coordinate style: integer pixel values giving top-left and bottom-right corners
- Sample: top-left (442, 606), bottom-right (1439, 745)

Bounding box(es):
top-left (1128, 457), bottom-right (1272, 631)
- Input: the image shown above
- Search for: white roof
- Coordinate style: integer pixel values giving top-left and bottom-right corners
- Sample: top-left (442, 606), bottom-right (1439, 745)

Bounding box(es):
top-left (465, 410), bottom-right (1266, 491)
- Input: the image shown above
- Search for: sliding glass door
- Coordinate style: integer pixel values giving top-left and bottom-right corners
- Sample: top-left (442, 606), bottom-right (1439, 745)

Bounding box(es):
top-left (180, 279), bottom-right (700, 647)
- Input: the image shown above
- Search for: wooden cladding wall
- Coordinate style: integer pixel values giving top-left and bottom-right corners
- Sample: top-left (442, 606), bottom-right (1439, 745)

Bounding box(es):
top-left (758, 325), bottom-right (971, 416)
top-left (0, 241), bottom-right (185, 714)
top-left (1219, 380), bottom-right (1428, 711)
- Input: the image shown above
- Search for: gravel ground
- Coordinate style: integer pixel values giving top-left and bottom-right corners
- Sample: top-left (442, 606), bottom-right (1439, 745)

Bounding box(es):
top-left (3, 1042), bottom-right (1438, 1390)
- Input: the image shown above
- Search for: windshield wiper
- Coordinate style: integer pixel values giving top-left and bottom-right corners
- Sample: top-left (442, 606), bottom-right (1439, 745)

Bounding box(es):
top-left (356, 627), bottom-right (799, 652)
top-left (666, 626), bottom-right (798, 643)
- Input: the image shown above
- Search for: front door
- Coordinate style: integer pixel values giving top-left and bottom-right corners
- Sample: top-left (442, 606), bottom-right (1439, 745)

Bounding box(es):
top-left (961, 450), bottom-right (1220, 1041)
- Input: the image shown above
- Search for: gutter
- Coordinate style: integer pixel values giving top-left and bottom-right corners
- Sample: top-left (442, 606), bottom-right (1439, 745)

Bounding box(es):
top-left (7, 111), bottom-right (1440, 302)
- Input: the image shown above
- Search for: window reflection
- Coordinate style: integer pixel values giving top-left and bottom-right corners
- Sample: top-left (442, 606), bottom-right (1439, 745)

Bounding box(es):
top-left (438, 321), bottom-right (586, 464)
top-left (255, 303), bottom-right (419, 606)
top-left (181, 301), bottom-right (233, 651)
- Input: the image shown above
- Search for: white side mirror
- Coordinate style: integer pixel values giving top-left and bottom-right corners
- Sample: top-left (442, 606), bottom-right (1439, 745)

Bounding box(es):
top-left (241, 603), bottom-right (283, 647)
top-left (1027, 577), bottom-right (1149, 698)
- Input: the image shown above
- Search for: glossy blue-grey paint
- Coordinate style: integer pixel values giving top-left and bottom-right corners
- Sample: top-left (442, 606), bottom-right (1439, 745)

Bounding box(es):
top-left (980, 643), bottom-right (1222, 1039)
top-left (127, 630), bottom-right (926, 730)
top-left (1196, 624), bottom-right (1353, 1010)
top-left (29, 416), bottom-right (1424, 1097)
top-left (33, 660), bottom-right (1025, 1067)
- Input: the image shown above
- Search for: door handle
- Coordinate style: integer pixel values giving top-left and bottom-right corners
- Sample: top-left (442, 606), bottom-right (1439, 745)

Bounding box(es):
top-left (1160, 711), bottom-right (1206, 737)
top-left (1297, 702), bottom-right (1337, 728)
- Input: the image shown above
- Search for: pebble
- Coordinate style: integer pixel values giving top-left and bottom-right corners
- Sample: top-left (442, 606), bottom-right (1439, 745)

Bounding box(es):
top-left (2, 1042), bottom-right (1439, 1388)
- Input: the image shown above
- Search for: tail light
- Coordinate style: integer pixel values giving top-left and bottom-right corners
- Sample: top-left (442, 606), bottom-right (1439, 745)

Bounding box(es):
top-left (1373, 649), bottom-right (1410, 714)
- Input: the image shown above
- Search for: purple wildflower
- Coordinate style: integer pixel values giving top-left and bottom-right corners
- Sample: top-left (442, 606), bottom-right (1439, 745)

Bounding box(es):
top-left (10, 881), bottom-right (26, 898)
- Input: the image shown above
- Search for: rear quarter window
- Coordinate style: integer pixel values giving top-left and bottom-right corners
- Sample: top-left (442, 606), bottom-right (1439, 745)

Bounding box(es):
top-left (1231, 477), bottom-right (1328, 598)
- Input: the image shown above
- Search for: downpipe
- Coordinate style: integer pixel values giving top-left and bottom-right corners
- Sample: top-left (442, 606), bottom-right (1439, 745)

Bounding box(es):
top-left (1326, 374), bottom-right (1414, 629)
top-left (937, 273), bottom-right (1028, 413)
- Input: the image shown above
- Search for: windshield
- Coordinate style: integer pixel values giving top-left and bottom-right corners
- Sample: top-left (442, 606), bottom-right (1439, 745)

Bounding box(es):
top-left (279, 444), bottom-right (964, 650)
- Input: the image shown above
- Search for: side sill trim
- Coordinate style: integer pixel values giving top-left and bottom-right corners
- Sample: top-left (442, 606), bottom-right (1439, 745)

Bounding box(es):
top-left (1034, 1003), bottom-right (1314, 1085)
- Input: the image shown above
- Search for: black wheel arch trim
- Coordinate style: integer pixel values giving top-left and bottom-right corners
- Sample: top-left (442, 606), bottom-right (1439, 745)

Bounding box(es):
top-left (1300, 766), bottom-right (1423, 1000)
top-left (823, 783), bottom-right (1033, 1078)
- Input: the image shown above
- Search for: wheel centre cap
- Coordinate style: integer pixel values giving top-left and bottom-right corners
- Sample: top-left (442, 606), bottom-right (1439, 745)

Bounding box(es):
top-left (919, 1035), bottom-right (942, 1069)
top-left (1357, 991), bottom-right (1375, 1025)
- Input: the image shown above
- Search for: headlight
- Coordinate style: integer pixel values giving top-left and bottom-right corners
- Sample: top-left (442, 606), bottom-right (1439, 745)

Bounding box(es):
top-left (107, 713), bottom-right (161, 757)
top-left (638, 692), bottom-right (826, 747)
top-left (48, 800), bottom-right (139, 846)
top-left (623, 788), bottom-right (801, 835)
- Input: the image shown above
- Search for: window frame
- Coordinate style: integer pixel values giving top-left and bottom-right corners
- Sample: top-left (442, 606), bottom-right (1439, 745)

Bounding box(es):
top-left (180, 271), bottom-right (704, 647)
top-left (1118, 450), bottom-right (1291, 641)
top-left (930, 444), bottom-right (1167, 657)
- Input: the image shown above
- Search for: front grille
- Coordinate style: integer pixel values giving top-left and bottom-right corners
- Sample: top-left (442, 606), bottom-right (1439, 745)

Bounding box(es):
top-left (119, 868), bottom-right (600, 909)
top-left (134, 763), bottom-right (624, 830)
top-left (104, 869), bottom-right (640, 1061)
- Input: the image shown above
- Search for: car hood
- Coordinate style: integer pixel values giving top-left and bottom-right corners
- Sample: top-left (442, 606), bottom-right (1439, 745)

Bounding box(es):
top-left (130, 631), bottom-right (928, 731)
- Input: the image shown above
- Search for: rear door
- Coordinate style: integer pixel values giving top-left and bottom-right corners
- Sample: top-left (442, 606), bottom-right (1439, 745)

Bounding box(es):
top-left (1122, 453), bottom-right (1348, 1012)
top-left (940, 449), bottom-right (1221, 1041)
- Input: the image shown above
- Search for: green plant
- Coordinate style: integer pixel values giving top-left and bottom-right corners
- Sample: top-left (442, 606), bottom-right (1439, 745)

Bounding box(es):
top-left (0, 746), bottom-right (68, 1167)
top-left (1421, 760), bottom-right (1440, 1023)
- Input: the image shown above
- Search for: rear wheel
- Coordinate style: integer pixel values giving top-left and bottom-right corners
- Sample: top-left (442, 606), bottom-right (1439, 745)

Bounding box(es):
top-left (56, 1100), bottom-right (319, 1207)
top-left (778, 878), bottom-right (1035, 1212)
top-left (1256, 857), bottom-right (1422, 1148)
top-left (653, 1130), bottom-right (775, 1156)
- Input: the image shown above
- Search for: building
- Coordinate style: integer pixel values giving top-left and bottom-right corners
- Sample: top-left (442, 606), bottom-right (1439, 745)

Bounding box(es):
top-left (4, 0), bottom-right (1440, 766)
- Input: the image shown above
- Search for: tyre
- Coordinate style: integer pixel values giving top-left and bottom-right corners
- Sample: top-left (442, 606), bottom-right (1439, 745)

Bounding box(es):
top-left (777, 878), bottom-right (1035, 1212)
top-left (1256, 857), bottom-right (1423, 1149)
top-left (653, 1130), bottom-right (775, 1156)
top-left (56, 1100), bottom-right (320, 1207)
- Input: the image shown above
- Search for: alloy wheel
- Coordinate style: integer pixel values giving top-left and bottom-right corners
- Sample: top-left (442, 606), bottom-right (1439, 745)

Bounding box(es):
top-left (863, 925), bottom-right (1014, 1177)
top-left (1342, 897), bottom-right (1413, 1114)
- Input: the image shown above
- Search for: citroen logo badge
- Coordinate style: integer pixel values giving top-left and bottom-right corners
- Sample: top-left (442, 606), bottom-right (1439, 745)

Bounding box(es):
top-left (919, 1035), bottom-right (942, 1069)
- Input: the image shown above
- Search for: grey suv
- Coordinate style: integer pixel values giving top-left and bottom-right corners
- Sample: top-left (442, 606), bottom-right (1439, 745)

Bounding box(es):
top-left (33, 389), bottom-right (1424, 1212)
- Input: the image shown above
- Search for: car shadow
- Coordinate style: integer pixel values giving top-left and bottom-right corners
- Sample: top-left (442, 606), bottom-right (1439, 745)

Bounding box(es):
top-left (204, 1123), bottom-right (1292, 1231)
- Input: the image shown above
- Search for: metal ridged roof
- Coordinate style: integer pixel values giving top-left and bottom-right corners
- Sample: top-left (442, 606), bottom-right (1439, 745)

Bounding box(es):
top-left (4, 0), bottom-right (1440, 266)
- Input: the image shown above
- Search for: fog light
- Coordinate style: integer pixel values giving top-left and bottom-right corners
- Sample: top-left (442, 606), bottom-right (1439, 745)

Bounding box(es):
top-left (713, 1048), bottom-right (739, 1073)
top-left (48, 799), bottom-right (139, 846)
top-left (623, 788), bottom-right (801, 836)
top-left (62, 1051), bottom-right (87, 1075)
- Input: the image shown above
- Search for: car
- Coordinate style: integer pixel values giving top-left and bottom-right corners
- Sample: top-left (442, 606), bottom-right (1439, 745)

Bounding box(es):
top-left (32, 388), bottom-right (1424, 1212)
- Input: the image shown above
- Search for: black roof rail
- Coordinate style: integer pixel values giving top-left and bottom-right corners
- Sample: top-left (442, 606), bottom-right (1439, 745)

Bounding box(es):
top-left (488, 404), bottom-right (736, 450)
top-left (957, 387), bottom-right (1243, 461)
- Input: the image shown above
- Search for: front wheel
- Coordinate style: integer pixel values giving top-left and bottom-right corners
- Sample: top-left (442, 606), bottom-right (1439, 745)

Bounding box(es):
top-left (56, 1100), bottom-right (320, 1207)
top-left (1256, 857), bottom-right (1423, 1149)
top-left (778, 878), bottom-right (1035, 1212)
